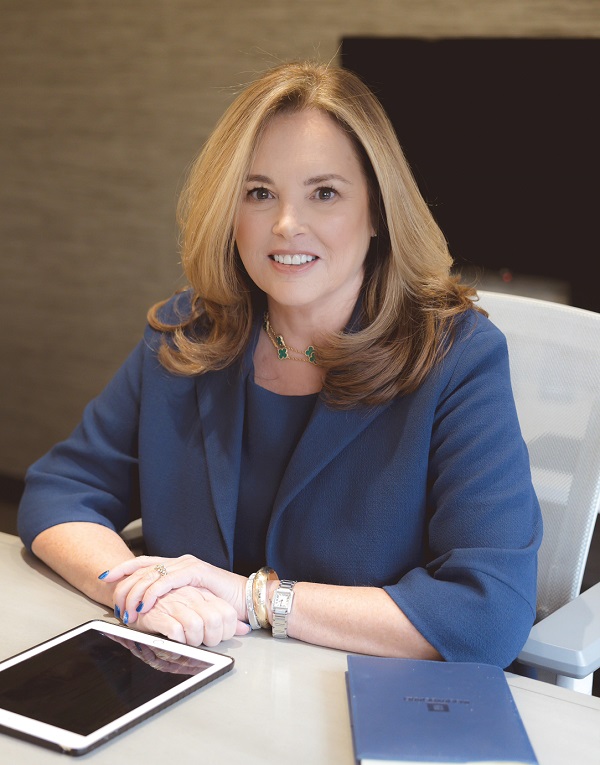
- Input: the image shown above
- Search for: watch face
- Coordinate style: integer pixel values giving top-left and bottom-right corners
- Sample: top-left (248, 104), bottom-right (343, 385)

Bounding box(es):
top-left (273, 590), bottom-right (293, 610)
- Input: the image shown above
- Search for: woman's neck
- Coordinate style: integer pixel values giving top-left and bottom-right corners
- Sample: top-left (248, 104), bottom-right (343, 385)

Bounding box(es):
top-left (253, 330), bottom-right (325, 396)
top-left (265, 297), bottom-right (357, 350)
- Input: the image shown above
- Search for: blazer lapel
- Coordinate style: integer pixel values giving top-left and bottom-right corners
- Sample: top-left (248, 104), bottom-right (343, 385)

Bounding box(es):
top-left (270, 295), bottom-right (381, 520)
top-left (195, 300), bottom-right (389, 564)
top-left (195, 322), bottom-right (260, 567)
top-left (269, 396), bottom-right (391, 534)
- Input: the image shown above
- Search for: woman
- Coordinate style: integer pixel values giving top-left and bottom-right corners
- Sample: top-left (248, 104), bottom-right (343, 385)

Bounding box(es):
top-left (18, 61), bottom-right (541, 666)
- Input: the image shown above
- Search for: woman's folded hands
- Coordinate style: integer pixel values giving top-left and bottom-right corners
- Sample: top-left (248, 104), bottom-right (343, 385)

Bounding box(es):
top-left (100, 555), bottom-right (251, 646)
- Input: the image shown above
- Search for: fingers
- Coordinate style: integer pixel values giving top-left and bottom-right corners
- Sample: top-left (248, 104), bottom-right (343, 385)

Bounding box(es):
top-left (235, 620), bottom-right (253, 636)
top-left (99, 555), bottom-right (170, 582)
top-left (98, 552), bottom-right (252, 647)
top-left (112, 565), bottom-right (166, 627)
top-left (109, 555), bottom-right (206, 625)
top-left (137, 608), bottom-right (186, 644)
top-left (135, 587), bottom-right (245, 647)
top-left (111, 556), bottom-right (247, 627)
top-left (101, 555), bottom-right (249, 633)
top-left (170, 597), bottom-right (229, 646)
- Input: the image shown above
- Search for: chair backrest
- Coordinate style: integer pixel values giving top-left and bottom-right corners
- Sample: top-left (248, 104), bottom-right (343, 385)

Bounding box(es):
top-left (476, 291), bottom-right (600, 621)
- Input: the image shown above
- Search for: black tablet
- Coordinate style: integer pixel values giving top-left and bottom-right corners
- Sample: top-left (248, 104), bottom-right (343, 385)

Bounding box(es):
top-left (0, 620), bottom-right (234, 756)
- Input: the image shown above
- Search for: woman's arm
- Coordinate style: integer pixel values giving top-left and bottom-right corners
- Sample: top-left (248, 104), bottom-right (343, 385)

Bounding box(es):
top-left (32, 525), bottom-right (250, 645)
top-left (104, 556), bottom-right (440, 658)
top-left (31, 522), bottom-right (135, 607)
top-left (269, 580), bottom-right (441, 659)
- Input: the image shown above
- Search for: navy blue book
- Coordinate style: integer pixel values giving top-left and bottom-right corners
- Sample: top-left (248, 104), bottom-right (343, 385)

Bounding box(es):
top-left (346, 655), bottom-right (538, 764)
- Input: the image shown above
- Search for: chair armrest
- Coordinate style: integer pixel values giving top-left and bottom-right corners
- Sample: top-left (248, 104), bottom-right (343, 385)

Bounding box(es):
top-left (119, 518), bottom-right (145, 554)
top-left (518, 581), bottom-right (600, 679)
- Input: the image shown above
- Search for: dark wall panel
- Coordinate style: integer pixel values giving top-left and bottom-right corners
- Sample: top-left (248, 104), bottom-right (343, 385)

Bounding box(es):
top-left (342, 38), bottom-right (599, 312)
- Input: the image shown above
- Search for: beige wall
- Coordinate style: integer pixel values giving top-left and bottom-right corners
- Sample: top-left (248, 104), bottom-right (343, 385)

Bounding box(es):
top-left (1, 0), bottom-right (599, 477)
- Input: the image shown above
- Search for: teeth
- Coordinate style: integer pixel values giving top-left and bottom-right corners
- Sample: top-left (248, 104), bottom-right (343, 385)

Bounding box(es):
top-left (273, 254), bottom-right (316, 265)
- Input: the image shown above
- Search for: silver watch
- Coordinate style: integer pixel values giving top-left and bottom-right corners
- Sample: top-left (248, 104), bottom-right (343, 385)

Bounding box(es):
top-left (271, 579), bottom-right (297, 639)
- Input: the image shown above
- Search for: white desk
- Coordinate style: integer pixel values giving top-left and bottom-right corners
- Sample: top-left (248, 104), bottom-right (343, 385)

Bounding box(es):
top-left (1, 532), bottom-right (598, 763)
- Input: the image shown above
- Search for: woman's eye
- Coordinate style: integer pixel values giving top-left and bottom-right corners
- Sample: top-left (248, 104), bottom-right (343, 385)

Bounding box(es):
top-left (314, 186), bottom-right (337, 201)
top-left (247, 187), bottom-right (272, 201)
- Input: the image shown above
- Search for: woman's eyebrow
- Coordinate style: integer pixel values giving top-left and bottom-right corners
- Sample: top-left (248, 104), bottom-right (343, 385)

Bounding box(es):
top-left (245, 172), bottom-right (352, 185)
top-left (305, 173), bottom-right (352, 186)
top-left (246, 174), bottom-right (273, 184)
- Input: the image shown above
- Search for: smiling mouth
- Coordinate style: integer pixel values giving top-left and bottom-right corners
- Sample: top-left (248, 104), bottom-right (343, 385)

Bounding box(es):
top-left (271, 254), bottom-right (317, 265)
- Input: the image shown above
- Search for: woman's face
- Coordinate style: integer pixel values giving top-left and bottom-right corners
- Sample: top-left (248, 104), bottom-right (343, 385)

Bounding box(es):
top-left (235, 109), bottom-right (374, 324)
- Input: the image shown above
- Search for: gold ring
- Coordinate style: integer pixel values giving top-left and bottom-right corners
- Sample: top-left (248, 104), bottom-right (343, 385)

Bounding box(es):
top-left (154, 564), bottom-right (168, 577)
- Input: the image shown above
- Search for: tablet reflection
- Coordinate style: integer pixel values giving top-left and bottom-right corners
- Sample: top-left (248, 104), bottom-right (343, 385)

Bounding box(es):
top-left (103, 633), bottom-right (212, 675)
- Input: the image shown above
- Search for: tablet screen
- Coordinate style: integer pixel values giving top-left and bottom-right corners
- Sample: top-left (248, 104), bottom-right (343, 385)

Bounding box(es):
top-left (0, 621), bottom-right (234, 754)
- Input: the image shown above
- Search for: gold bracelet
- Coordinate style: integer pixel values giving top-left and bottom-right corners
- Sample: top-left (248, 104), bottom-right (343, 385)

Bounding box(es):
top-left (252, 566), bottom-right (278, 629)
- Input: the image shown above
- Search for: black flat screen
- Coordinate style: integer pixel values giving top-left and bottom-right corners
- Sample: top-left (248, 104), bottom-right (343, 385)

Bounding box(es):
top-left (0, 630), bottom-right (211, 735)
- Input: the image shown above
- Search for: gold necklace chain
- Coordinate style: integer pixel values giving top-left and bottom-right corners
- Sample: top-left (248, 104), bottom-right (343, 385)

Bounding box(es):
top-left (262, 312), bottom-right (318, 364)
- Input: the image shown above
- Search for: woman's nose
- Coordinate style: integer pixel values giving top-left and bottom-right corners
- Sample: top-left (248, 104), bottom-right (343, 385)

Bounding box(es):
top-left (272, 203), bottom-right (305, 238)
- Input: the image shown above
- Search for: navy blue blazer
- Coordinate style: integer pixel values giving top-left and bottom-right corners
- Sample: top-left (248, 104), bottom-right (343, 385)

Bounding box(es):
top-left (19, 294), bottom-right (542, 666)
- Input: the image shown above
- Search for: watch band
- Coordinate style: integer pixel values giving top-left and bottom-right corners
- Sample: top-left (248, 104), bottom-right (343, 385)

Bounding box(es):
top-left (271, 579), bottom-right (297, 639)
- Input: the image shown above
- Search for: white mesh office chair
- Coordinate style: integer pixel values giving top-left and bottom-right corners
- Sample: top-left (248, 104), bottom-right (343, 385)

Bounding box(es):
top-left (477, 291), bottom-right (600, 692)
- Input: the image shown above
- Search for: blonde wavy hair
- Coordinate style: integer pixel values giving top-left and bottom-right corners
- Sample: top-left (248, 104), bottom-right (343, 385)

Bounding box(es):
top-left (149, 60), bottom-right (481, 407)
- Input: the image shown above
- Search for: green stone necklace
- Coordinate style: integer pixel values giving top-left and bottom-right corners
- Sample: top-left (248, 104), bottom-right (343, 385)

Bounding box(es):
top-left (263, 312), bottom-right (318, 365)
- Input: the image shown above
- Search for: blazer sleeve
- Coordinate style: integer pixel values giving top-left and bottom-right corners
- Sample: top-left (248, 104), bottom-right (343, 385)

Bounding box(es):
top-left (17, 337), bottom-right (146, 552)
top-left (17, 292), bottom-right (198, 553)
top-left (383, 320), bottom-right (543, 667)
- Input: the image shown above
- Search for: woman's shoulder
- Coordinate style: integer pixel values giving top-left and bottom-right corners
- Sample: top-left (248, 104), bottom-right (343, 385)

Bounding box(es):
top-left (151, 289), bottom-right (196, 326)
top-left (452, 304), bottom-right (506, 346)
top-left (439, 305), bottom-right (509, 383)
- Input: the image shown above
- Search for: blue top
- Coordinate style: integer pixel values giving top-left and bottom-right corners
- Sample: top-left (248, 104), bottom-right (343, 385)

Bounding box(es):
top-left (17, 291), bottom-right (542, 667)
top-left (234, 375), bottom-right (317, 575)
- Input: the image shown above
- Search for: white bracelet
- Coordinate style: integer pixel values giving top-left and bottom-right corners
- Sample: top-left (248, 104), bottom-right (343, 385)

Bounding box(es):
top-left (246, 573), bottom-right (260, 630)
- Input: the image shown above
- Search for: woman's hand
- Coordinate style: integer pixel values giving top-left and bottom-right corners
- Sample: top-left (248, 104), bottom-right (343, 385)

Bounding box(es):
top-left (101, 554), bottom-right (249, 632)
top-left (129, 585), bottom-right (250, 646)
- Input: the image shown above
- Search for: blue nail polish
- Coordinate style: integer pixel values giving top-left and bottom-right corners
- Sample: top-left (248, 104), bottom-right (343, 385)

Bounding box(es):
top-left (98, 570), bottom-right (109, 580)
top-left (114, 604), bottom-right (121, 619)
top-left (134, 642), bottom-right (143, 652)
top-left (123, 611), bottom-right (129, 625)
top-left (136, 601), bottom-right (144, 613)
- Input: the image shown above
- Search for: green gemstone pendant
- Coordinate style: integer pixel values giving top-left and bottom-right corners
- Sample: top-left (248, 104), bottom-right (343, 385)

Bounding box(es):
top-left (263, 311), bottom-right (318, 365)
top-left (305, 346), bottom-right (317, 364)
